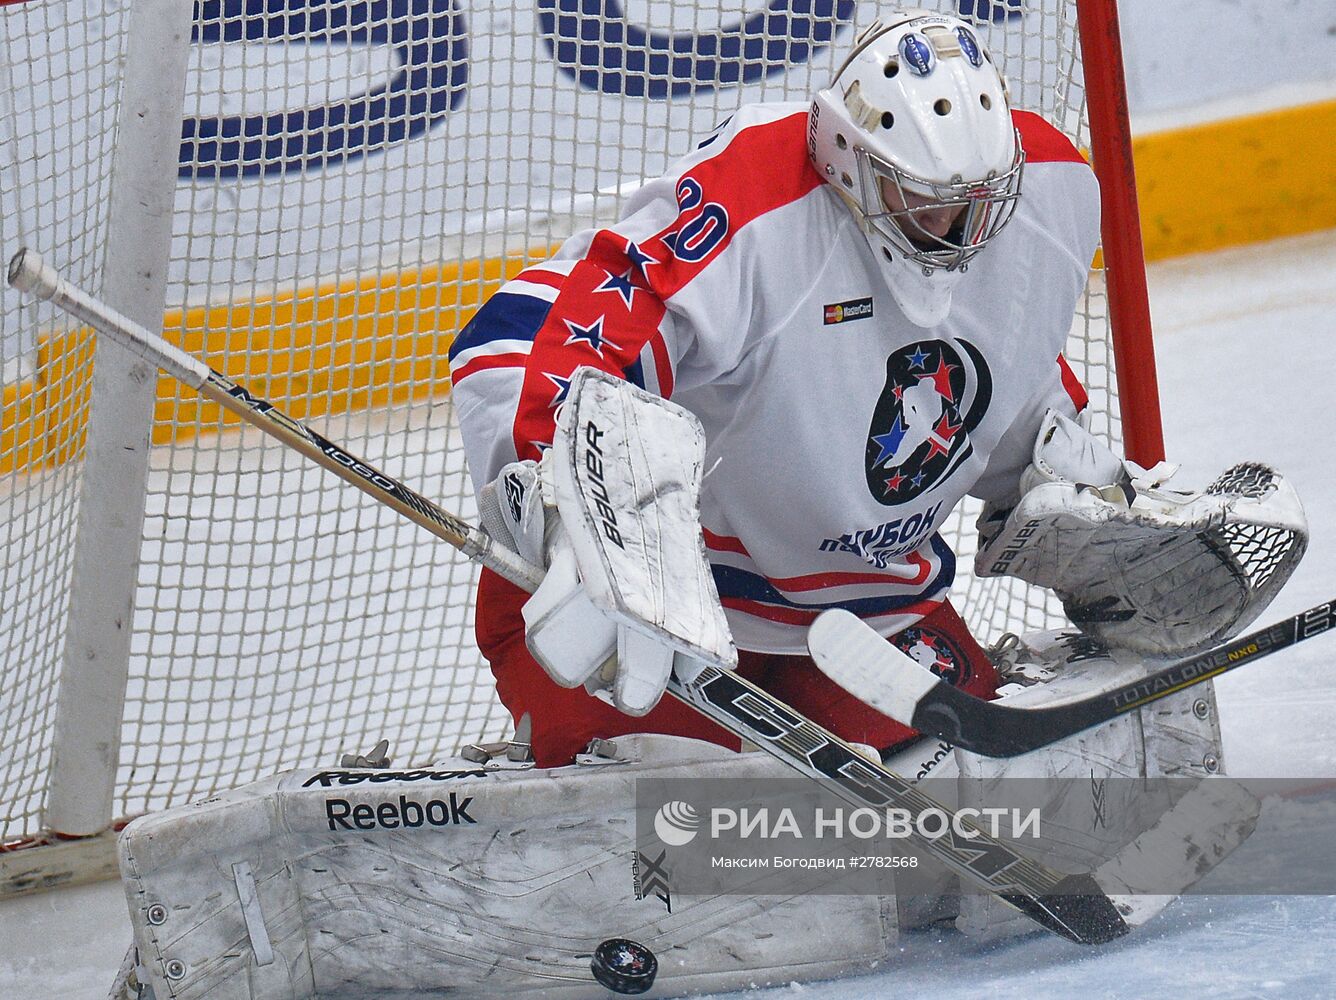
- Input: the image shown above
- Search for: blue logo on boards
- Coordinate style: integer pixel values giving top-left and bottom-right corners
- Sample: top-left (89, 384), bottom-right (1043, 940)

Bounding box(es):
top-left (180, 0), bottom-right (853, 177)
top-left (537, 0), bottom-right (856, 99)
top-left (183, 0), bottom-right (467, 179)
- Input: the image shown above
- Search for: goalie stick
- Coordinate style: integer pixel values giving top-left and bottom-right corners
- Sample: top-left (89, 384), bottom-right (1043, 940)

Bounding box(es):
top-left (7, 247), bottom-right (1128, 946)
top-left (808, 600), bottom-right (1335, 758)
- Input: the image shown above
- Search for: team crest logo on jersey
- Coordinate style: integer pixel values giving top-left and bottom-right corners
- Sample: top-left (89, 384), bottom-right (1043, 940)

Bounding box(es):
top-left (864, 339), bottom-right (991, 504)
top-left (891, 625), bottom-right (972, 688)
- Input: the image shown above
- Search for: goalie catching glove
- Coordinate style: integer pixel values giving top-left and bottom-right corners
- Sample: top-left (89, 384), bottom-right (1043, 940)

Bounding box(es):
top-left (477, 367), bottom-right (736, 715)
top-left (976, 410), bottom-right (1307, 656)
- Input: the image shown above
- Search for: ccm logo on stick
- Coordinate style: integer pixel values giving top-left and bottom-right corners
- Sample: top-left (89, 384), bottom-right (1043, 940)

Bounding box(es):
top-left (325, 792), bottom-right (476, 830)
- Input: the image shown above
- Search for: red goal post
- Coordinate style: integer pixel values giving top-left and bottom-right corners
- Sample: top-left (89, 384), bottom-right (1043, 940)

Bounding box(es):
top-left (0, 0), bottom-right (1161, 889)
top-left (1077, 0), bottom-right (1164, 467)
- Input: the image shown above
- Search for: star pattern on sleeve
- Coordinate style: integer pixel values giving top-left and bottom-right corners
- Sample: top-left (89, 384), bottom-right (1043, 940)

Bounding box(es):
top-left (543, 372), bottom-right (572, 408)
top-left (563, 315), bottom-right (620, 358)
top-left (624, 240), bottom-right (660, 276)
top-left (595, 268), bottom-right (641, 309)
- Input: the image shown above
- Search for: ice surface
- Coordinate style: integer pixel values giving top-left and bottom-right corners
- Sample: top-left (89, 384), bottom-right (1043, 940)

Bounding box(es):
top-left (3, 229), bottom-right (1334, 999)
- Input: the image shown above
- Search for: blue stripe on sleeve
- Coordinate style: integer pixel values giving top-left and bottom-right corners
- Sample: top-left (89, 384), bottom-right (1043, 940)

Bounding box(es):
top-left (447, 291), bottom-right (553, 363)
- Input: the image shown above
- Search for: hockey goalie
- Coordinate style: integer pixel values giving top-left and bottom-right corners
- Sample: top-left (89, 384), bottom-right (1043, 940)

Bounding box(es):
top-left (111, 9), bottom-right (1306, 999)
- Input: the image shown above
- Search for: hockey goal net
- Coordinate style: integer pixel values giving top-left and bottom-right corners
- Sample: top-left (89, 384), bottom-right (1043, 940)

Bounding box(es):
top-left (0, 0), bottom-right (1158, 876)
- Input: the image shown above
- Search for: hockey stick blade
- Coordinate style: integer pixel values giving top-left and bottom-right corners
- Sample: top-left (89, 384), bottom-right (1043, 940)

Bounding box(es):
top-left (808, 599), bottom-right (1336, 757)
top-left (8, 247), bottom-right (1127, 946)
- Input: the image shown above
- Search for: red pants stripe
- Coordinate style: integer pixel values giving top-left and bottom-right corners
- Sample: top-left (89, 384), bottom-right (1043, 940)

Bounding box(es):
top-left (475, 568), bottom-right (999, 768)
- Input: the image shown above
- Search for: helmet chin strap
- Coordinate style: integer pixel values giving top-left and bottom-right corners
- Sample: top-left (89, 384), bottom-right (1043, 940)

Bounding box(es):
top-left (830, 185), bottom-right (964, 328)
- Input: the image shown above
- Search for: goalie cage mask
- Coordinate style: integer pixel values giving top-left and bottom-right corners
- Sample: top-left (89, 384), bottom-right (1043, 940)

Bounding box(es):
top-left (807, 11), bottom-right (1022, 327)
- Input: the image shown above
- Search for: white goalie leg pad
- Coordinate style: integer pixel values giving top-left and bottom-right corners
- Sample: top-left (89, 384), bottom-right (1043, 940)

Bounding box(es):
top-left (115, 736), bottom-right (896, 999)
top-left (951, 631), bottom-right (1258, 941)
top-left (976, 410), bottom-right (1308, 656)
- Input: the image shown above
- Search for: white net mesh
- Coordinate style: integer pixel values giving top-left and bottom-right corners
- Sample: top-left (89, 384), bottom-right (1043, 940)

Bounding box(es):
top-left (0, 0), bottom-right (131, 844)
top-left (0, 0), bottom-right (1140, 844)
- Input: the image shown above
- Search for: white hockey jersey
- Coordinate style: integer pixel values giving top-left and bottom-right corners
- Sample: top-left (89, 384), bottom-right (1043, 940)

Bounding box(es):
top-left (450, 102), bottom-right (1100, 654)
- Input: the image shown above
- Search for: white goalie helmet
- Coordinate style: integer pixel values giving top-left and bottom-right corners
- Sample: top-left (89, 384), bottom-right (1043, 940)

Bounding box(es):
top-left (808, 10), bottom-right (1024, 327)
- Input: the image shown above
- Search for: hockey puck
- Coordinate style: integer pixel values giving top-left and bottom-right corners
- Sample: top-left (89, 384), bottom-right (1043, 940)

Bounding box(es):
top-left (590, 938), bottom-right (657, 995)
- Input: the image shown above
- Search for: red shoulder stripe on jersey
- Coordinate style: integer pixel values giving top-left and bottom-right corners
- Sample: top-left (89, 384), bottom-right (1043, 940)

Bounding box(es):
top-left (509, 114), bottom-right (819, 459)
top-left (1011, 110), bottom-right (1085, 165)
top-left (629, 110), bottom-right (824, 301)
top-left (508, 113), bottom-right (822, 460)
top-left (511, 255), bottom-right (672, 460)
top-left (1057, 353), bottom-right (1089, 413)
